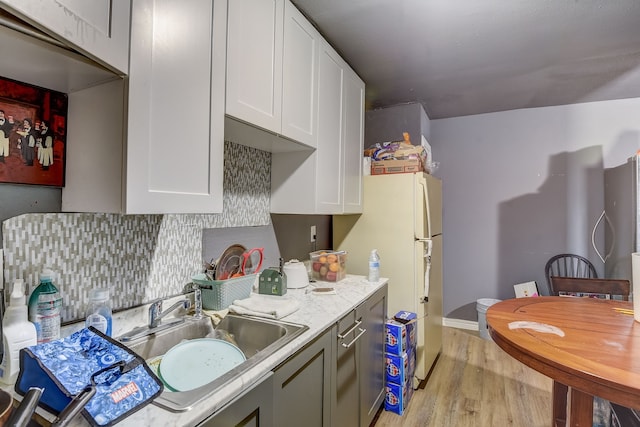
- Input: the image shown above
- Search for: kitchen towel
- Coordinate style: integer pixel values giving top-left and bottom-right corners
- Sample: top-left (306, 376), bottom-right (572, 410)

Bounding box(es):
top-left (632, 252), bottom-right (640, 322)
top-left (229, 294), bottom-right (300, 319)
top-left (201, 308), bottom-right (229, 326)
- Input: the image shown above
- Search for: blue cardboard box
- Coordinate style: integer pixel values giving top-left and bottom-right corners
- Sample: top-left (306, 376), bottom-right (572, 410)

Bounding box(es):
top-left (394, 310), bottom-right (417, 323)
top-left (384, 380), bottom-right (414, 415)
top-left (385, 352), bottom-right (409, 385)
top-left (394, 311), bottom-right (417, 349)
top-left (384, 381), bottom-right (407, 415)
top-left (385, 320), bottom-right (408, 355)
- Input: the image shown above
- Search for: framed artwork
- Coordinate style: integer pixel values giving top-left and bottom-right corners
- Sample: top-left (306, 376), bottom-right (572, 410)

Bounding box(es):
top-left (0, 76), bottom-right (68, 187)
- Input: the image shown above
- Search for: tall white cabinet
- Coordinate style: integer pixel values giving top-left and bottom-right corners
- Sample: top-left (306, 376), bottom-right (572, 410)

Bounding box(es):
top-left (0, 0), bottom-right (131, 74)
top-left (63, 0), bottom-right (227, 214)
top-left (124, 0), bottom-right (225, 214)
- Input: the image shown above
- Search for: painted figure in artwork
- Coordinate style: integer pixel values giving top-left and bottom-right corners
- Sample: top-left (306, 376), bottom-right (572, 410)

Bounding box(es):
top-left (39, 120), bottom-right (54, 170)
top-left (16, 118), bottom-right (36, 166)
top-left (0, 110), bottom-right (14, 163)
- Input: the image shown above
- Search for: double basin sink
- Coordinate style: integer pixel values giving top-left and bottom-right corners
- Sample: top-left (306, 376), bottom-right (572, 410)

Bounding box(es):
top-left (118, 314), bottom-right (308, 412)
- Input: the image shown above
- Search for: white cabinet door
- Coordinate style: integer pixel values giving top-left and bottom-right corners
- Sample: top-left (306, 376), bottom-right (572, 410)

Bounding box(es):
top-left (342, 69), bottom-right (365, 214)
top-left (271, 39), bottom-right (365, 215)
top-left (0, 0), bottom-right (130, 74)
top-left (315, 40), bottom-right (345, 214)
top-left (226, 0), bottom-right (283, 134)
top-left (125, 0), bottom-right (225, 213)
top-left (281, 0), bottom-right (318, 148)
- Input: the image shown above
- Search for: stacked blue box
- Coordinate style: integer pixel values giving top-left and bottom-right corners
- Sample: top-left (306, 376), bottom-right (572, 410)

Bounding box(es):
top-left (384, 311), bottom-right (418, 415)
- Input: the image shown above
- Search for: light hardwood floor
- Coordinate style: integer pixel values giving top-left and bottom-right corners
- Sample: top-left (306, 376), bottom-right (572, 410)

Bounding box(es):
top-left (373, 327), bottom-right (553, 426)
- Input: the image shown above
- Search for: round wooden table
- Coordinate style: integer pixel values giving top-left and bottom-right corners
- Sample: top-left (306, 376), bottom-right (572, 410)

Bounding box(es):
top-left (487, 296), bottom-right (640, 427)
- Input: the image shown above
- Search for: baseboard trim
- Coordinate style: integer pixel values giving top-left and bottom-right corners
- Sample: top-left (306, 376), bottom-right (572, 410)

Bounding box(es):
top-left (442, 317), bottom-right (478, 331)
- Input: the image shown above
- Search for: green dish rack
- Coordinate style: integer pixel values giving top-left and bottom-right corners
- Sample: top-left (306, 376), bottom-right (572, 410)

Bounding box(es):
top-left (192, 273), bottom-right (256, 310)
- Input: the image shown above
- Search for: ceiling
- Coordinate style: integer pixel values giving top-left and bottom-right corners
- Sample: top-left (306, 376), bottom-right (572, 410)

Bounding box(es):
top-left (290, 0), bottom-right (640, 119)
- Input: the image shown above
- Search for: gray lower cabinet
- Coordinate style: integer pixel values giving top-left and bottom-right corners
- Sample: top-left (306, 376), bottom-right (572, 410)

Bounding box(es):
top-left (273, 328), bottom-right (333, 427)
top-left (334, 284), bottom-right (387, 427)
top-left (197, 373), bottom-right (274, 427)
top-left (197, 285), bottom-right (387, 427)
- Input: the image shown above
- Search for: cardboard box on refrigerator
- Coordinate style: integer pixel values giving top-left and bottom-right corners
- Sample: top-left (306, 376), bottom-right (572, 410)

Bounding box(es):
top-left (371, 158), bottom-right (424, 175)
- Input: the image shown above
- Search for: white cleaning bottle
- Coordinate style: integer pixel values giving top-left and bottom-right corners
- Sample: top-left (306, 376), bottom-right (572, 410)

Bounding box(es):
top-left (0, 279), bottom-right (37, 384)
top-left (368, 249), bottom-right (380, 282)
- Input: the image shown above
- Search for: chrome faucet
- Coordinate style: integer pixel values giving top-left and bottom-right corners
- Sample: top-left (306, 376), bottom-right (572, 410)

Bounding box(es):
top-left (148, 298), bottom-right (191, 329)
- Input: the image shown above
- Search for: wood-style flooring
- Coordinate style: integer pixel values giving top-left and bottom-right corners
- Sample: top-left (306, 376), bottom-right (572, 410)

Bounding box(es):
top-left (373, 327), bottom-right (553, 426)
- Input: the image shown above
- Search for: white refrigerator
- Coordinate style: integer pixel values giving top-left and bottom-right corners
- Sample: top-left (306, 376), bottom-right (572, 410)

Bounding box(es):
top-left (333, 172), bottom-right (443, 385)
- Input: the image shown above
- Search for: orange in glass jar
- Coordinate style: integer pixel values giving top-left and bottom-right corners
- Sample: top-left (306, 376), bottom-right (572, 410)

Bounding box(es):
top-left (329, 262), bottom-right (340, 272)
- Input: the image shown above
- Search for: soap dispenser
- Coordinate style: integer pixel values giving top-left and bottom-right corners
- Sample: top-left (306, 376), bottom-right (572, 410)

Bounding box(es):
top-left (0, 279), bottom-right (37, 384)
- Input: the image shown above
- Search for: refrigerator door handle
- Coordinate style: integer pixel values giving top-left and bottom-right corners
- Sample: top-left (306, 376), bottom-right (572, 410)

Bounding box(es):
top-left (591, 210), bottom-right (615, 263)
top-left (416, 237), bottom-right (432, 303)
top-left (416, 178), bottom-right (433, 240)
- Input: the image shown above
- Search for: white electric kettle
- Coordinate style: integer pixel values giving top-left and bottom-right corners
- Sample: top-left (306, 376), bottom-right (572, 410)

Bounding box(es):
top-left (283, 259), bottom-right (310, 289)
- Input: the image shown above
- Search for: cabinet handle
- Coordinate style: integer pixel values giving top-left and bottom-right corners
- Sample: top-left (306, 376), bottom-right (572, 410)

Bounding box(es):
top-left (337, 319), bottom-right (363, 339)
top-left (340, 327), bottom-right (366, 349)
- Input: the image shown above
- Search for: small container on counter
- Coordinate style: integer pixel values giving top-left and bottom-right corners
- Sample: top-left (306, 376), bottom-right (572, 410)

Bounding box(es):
top-left (309, 250), bottom-right (347, 282)
top-left (85, 288), bottom-right (112, 336)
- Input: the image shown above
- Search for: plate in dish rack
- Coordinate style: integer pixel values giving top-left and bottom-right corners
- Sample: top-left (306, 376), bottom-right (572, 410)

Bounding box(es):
top-left (215, 244), bottom-right (247, 280)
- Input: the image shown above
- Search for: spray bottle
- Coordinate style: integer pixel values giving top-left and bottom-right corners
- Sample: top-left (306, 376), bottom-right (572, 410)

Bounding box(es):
top-left (0, 279), bottom-right (37, 384)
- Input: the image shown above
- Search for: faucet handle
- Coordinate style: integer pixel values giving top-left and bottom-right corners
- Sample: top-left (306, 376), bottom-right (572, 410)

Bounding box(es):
top-left (148, 299), bottom-right (163, 326)
top-left (192, 284), bottom-right (203, 320)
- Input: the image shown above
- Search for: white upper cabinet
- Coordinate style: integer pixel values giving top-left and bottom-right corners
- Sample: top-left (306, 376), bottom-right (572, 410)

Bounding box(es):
top-left (63, 0), bottom-right (226, 214)
top-left (315, 41), bottom-right (345, 214)
top-left (271, 40), bottom-right (364, 215)
top-left (124, 0), bottom-right (225, 213)
top-left (342, 67), bottom-right (365, 214)
top-left (0, 0), bottom-right (131, 74)
top-left (226, 0), bottom-right (319, 149)
top-left (226, 0), bottom-right (283, 133)
top-left (281, 0), bottom-right (319, 148)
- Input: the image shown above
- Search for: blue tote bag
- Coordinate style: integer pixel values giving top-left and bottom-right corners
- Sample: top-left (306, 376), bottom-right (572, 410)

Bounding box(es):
top-left (15, 327), bottom-right (163, 426)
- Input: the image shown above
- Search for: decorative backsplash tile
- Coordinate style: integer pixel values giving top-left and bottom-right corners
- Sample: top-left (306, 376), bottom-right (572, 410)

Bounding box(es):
top-left (1, 142), bottom-right (271, 322)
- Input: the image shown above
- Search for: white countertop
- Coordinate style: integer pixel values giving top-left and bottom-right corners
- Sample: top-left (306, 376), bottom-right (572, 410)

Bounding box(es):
top-left (6, 275), bottom-right (387, 427)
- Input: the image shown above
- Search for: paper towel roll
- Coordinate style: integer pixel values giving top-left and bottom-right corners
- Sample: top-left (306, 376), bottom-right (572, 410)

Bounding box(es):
top-left (632, 253), bottom-right (640, 322)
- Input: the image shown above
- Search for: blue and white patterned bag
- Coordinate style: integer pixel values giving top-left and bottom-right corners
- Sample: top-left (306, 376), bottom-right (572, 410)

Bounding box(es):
top-left (15, 327), bottom-right (163, 426)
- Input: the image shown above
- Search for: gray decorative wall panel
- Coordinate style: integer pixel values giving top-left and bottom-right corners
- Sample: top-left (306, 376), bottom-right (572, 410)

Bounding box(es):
top-left (2, 142), bottom-right (271, 322)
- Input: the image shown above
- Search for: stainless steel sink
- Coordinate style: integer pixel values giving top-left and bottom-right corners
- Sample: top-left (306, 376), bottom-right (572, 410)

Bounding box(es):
top-left (119, 314), bottom-right (308, 412)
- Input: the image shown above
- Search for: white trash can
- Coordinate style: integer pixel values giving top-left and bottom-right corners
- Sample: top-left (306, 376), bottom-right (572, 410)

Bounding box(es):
top-left (476, 298), bottom-right (502, 340)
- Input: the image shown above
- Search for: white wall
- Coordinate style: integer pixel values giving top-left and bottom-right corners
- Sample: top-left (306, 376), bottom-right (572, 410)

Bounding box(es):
top-left (431, 98), bottom-right (640, 319)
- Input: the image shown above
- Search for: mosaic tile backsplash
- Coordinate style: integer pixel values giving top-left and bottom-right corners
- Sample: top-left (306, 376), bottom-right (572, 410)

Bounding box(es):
top-left (1, 141), bottom-right (271, 322)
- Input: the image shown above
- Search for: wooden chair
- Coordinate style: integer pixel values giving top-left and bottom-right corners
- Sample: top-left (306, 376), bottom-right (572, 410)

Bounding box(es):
top-left (545, 254), bottom-right (598, 294)
top-left (549, 276), bottom-right (630, 301)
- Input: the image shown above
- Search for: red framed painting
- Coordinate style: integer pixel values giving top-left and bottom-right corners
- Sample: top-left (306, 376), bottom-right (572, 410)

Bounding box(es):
top-left (0, 76), bottom-right (68, 187)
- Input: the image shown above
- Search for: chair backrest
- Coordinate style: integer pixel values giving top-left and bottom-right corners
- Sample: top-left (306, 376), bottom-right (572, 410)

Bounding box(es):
top-left (549, 276), bottom-right (630, 301)
top-left (545, 254), bottom-right (598, 293)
